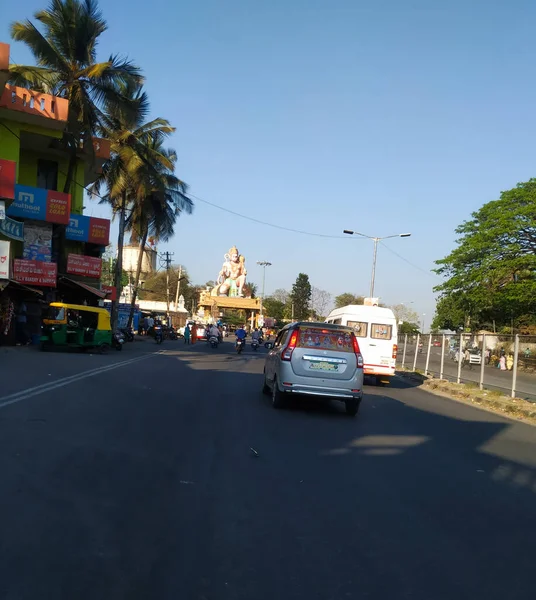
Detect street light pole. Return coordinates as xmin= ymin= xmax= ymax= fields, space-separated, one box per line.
xmin=256 ymin=261 xmax=272 ymax=317
xmin=343 ymin=230 xmax=411 ymax=297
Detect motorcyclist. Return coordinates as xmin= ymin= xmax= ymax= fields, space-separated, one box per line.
xmin=208 ymin=324 xmax=220 ymax=340
xmin=235 ymin=325 xmax=247 ymax=346
xmin=251 ymin=328 xmax=261 ymax=342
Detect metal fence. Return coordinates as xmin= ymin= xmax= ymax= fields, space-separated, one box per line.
xmin=397 ymin=333 xmax=536 ymax=401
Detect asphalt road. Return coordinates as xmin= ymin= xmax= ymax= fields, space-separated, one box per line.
xmin=399 ymin=344 xmax=536 ymax=400
xmin=1 ymin=338 xmax=536 ymax=599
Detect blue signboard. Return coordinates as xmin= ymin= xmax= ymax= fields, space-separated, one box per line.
xmin=0 ymin=216 xmax=24 ymax=241
xmin=7 ymin=185 xmax=48 ymax=220
xmin=66 ymin=214 xmax=90 ymax=242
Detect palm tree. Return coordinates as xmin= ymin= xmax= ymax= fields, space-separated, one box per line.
xmin=9 ymin=0 xmax=143 ymax=194
xmin=125 ymin=143 xmax=193 ymax=328
xmin=89 ymin=84 xmax=179 ymax=328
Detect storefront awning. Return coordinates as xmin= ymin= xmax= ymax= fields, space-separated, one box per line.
xmin=59 ymin=276 xmax=107 ymax=299
xmin=0 ymin=279 xmax=44 ymax=296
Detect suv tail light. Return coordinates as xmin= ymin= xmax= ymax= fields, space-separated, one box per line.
xmin=352 ymin=334 xmax=364 ymax=368
xmin=392 ymin=344 xmax=398 ymax=359
xmin=281 ymin=330 xmax=299 ymax=361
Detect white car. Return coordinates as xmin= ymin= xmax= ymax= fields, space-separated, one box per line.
xmin=454 ymin=349 xmax=482 ymax=365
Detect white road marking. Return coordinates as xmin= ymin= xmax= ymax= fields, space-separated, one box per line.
xmin=0 ymin=352 xmax=163 ymax=410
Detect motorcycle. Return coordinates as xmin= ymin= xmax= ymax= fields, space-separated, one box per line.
xmin=209 ymin=335 xmax=219 ymax=349
xmin=113 ymin=330 xmax=125 ymax=351
xmin=120 ymin=327 xmax=134 ymax=342
xmin=251 ymin=338 xmax=259 ymax=351
xmin=236 ymin=338 xmax=245 ymax=354
xmin=154 ymin=325 xmax=163 ymax=344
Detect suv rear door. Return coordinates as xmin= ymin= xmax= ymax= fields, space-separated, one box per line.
xmin=290 ymin=326 xmax=357 ymax=381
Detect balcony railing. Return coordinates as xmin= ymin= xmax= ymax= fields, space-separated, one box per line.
xmin=0 ymin=84 xmax=68 ymax=122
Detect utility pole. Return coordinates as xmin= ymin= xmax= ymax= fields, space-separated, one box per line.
xmin=256 ymin=261 xmax=272 ymax=319
xmin=158 ymin=251 xmax=174 ymax=321
xmin=174 ymin=265 xmax=183 ymax=310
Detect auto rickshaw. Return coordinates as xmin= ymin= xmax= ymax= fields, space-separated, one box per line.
xmin=40 ymin=302 xmax=113 ymax=352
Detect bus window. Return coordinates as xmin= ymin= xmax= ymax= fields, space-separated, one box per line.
xmin=333 ymin=318 xmax=342 ymax=325
xmin=347 ymin=321 xmax=367 ymax=337
xmin=371 ymin=323 xmax=392 ymax=340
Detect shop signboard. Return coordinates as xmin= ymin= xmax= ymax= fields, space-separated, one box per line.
xmin=101 ymin=284 xmax=117 ymax=301
xmin=7 ymin=185 xmax=70 ymax=225
xmin=13 ymin=259 xmax=57 ymax=287
xmin=0 ymin=159 xmax=16 ymax=200
xmin=23 ymin=221 xmax=52 ymax=262
xmin=0 ymin=240 xmax=10 ymax=279
xmin=66 ymin=254 xmax=102 ymax=278
xmin=0 ymin=216 xmax=24 ymax=241
xmin=66 ymin=214 xmax=110 ymax=245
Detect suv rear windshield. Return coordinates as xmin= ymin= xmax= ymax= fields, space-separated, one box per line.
xmin=371 ymin=323 xmax=392 ymax=340
xmin=297 ymin=326 xmax=355 ymax=353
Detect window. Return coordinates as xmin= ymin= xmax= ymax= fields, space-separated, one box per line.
xmin=371 ymin=323 xmax=392 ymax=340
xmin=297 ymin=326 xmax=354 ymax=353
xmin=37 ymin=159 xmax=58 ymax=190
xmin=332 ymin=318 xmax=342 ymax=325
xmin=347 ymin=320 xmax=367 ymax=337
xmin=274 ymin=330 xmax=289 ymax=348
xmin=79 ymin=311 xmax=98 ymax=329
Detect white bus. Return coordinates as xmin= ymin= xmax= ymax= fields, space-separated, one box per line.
xmin=326 ymin=304 xmax=398 ymax=384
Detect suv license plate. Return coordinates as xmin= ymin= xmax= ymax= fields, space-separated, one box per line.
xmin=309 ymin=362 xmax=338 ymax=372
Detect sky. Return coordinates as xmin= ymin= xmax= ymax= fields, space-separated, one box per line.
xmin=4 ymin=0 xmax=536 ymax=328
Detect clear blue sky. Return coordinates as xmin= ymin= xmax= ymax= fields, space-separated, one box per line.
xmin=4 ymin=0 xmax=536 ymax=326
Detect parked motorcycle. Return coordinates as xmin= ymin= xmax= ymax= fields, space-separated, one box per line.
xmin=209 ymin=335 xmax=219 ymax=349
xmin=236 ymin=338 xmax=245 ymax=354
xmin=120 ymin=327 xmax=134 ymax=342
xmin=154 ymin=325 xmax=163 ymax=344
xmin=113 ymin=330 xmax=125 ymax=351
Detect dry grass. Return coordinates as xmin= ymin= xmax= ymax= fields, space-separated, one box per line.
xmin=398 ymin=369 xmax=536 ymax=425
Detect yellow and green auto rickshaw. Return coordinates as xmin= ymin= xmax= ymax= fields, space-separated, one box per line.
xmin=40 ymin=302 xmax=118 ymax=352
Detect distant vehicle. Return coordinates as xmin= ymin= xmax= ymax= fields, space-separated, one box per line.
xmin=432 ymin=340 xmax=441 ymax=347
xmin=262 ymin=321 xmax=364 ymax=416
xmin=325 ymin=304 xmax=397 ymax=385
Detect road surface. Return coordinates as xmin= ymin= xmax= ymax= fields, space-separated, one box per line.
xmin=399 ymin=343 xmax=536 ymax=400
xmin=1 ymin=339 xmax=536 ymax=599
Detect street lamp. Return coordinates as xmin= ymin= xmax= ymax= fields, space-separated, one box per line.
xmin=256 ymin=261 xmax=272 ymax=317
xmin=343 ymin=230 xmax=411 ymax=297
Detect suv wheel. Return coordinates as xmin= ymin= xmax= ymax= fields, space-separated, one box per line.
xmin=272 ymin=378 xmax=286 ymax=409
xmin=345 ymin=398 xmax=361 ymax=417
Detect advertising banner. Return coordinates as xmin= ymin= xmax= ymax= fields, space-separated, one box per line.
xmin=0 ymin=159 xmax=16 ymax=200
xmin=66 ymin=254 xmax=102 ymax=278
xmin=66 ymin=214 xmax=110 ymax=246
xmin=0 ymin=240 xmax=10 ymax=280
xmin=7 ymin=185 xmax=70 ymax=225
xmin=13 ymin=259 xmax=57 ymax=287
xmin=101 ymin=284 xmax=117 ymax=301
xmin=23 ymin=221 xmax=52 ymax=262
xmin=0 ymin=216 xmax=24 ymax=241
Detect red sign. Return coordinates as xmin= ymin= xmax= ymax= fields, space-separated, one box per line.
xmin=101 ymin=284 xmax=117 ymax=301
xmin=88 ymin=217 xmax=111 ymax=245
xmin=13 ymin=259 xmax=57 ymax=287
xmin=45 ymin=190 xmax=70 ymax=224
xmin=0 ymin=159 xmax=16 ymax=200
xmin=67 ymin=254 xmax=102 ymax=278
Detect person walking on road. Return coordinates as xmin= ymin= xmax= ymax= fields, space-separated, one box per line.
xmin=183 ymin=324 xmax=191 ymax=344
xmin=191 ymin=323 xmax=198 ymax=345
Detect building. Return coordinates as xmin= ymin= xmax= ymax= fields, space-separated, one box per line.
xmin=0 ymin=42 xmax=112 ymax=345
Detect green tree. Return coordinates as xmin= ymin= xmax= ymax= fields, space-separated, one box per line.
xmin=290 ymin=273 xmax=312 ymax=321
xmin=431 ymin=295 xmax=467 ymax=332
xmin=10 ymin=0 xmax=143 ymax=193
xmin=434 ymin=179 xmax=536 ymax=331
xmin=334 ymin=293 xmax=365 ymax=308
xmin=262 ymin=297 xmax=285 ymax=323
xmin=398 ymin=321 xmax=420 ymax=335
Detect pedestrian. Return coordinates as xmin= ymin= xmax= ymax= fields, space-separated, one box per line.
xmin=15 ymin=301 xmax=28 ymax=346
xmin=191 ymin=323 xmax=198 ymax=345
xmin=183 ymin=324 xmax=191 ymax=344
xmin=499 ymin=355 xmax=507 ymax=370
xmin=506 ymin=354 xmax=514 ymax=371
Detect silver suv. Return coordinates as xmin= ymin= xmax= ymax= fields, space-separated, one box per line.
xmin=262 ymin=322 xmax=364 ymax=416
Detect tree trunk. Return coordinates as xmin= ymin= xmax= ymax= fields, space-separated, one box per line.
xmin=63 ymin=142 xmax=78 ymax=194
xmin=111 ymin=192 xmax=127 ymax=330
xmin=127 ymin=225 xmax=148 ymax=329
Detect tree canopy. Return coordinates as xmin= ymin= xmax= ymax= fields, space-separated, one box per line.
xmin=433 ymin=179 xmax=536 ymax=331
xmin=334 ymin=293 xmax=365 ymax=308
xmin=290 ymin=273 xmax=312 ymax=321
